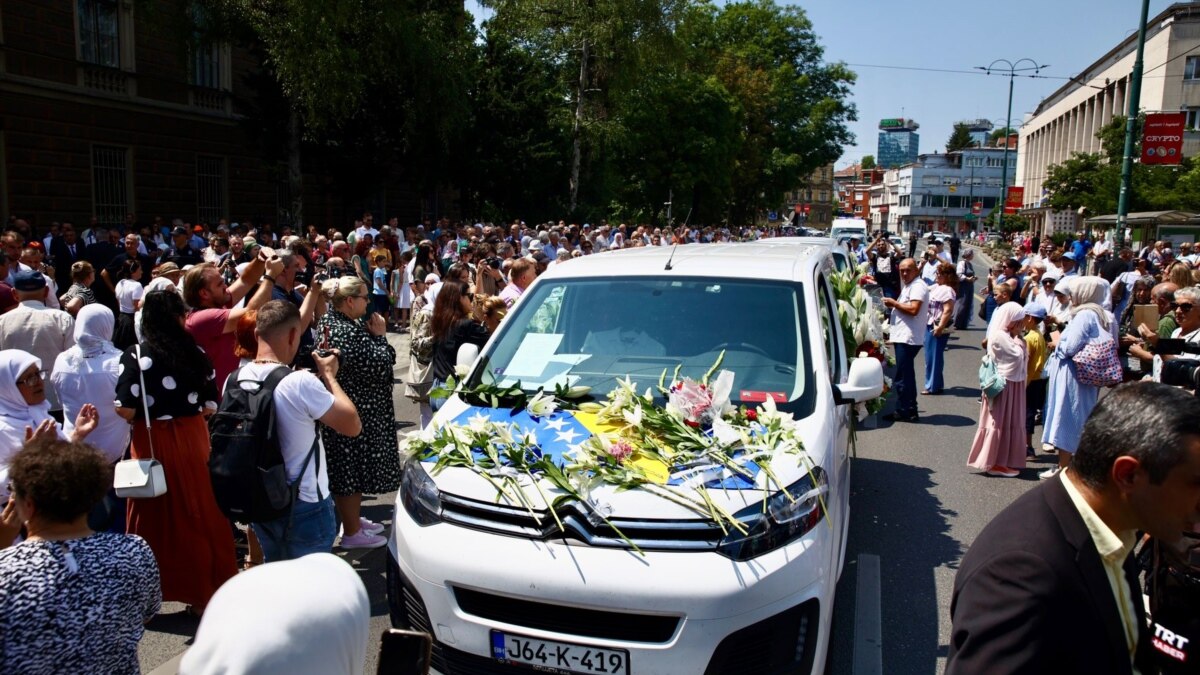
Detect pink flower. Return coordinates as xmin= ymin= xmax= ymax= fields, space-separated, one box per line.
xmin=605 ymin=440 xmax=634 ymax=463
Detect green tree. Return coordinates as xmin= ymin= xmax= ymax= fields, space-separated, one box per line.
xmin=860 ymin=155 xmax=876 ymax=170
xmin=946 ymin=123 xmax=974 ymax=152
xmin=689 ymin=0 xmax=856 ymax=223
xmin=462 ymin=36 xmax=571 ymax=221
xmin=611 ymin=69 xmax=741 ymax=223
xmin=206 ymin=0 xmax=475 ymax=223
xmin=482 ymin=0 xmax=687 ymax=214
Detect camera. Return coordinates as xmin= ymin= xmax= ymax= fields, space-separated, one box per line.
xmin=1160 ymin=358 xmax=1200 ymax=390
xmin=485 ymin=257 xmax=502 ymax=270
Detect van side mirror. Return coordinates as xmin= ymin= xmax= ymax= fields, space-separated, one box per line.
xmin=833 ymin=357 xmax=884 ymax=405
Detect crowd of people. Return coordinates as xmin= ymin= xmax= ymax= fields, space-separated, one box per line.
xmin=0 ymin=210 xmax=1195 ymax=674
xmin=0 ymin=211 xmax=801 ymax=673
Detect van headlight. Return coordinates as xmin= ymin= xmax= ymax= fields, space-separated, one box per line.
xmin=715 ymin=467 xmax=828 ymax=561
xmin=400 ymin=458 xmax=443 ymax=526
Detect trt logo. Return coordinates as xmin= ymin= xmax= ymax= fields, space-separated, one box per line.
xmin=1152 ymin=622 xmax=1190 ymax=662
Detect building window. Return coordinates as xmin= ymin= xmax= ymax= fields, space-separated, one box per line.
xmin=853 ymin=204 xmax=863 ymax=213
xmin=196 ymin=156 xmax=227 ymax=225
xmin=1186 ymin=107 xmax=1200 ymax=130
xmin=92 ymin=145 xmax=130 ymax=227
xmin=899 ymin=195 xmax=910 ymax=207
xmin=942 ymin=176 xmax=960 ymax=185
xmin=965 ymin=156 xmax=983 ymax=168
xmin=985 ymin=178 xmax=1002 ymax=187
xmin=78 ymin=0 xmax=120 ymax=68
xmin=193 ymin=43 xmax=221 ymax=89
xmin=1187 ymin=56 xmax=1200 ymax=81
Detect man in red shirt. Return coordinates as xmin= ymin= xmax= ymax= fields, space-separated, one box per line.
xmin=182 ymin=249 xmax=283 ymax=393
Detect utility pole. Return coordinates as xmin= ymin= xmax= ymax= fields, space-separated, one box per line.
xmin=976 ymin=59 xmax=1048 ymax=234
xmin=1116 ymin=0 xmax=1151 ymax=249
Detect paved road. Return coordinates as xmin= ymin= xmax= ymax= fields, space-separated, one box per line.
xmin=827 ymin=244 xmax=1050 ymax=674
xmin=141 ymin=245 xmax=1046 ymax=674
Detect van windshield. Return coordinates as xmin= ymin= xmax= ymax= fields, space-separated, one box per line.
xmin=474 ymin=277 xmax=814 ymax=416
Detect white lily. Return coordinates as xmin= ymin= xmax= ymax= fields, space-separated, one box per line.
xmin=467 ymin=412 xmax=492 ymax=435
xmin=526 ymin=391 xmax=559 ymax=418
xmin=564 ymin=385 xmax=592 ymax=398
xmin=622 ymin=405 xmax=644 ymax=428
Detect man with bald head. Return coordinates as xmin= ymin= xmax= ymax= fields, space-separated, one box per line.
xmin=883 ymin=258 xmax=929 ymax=422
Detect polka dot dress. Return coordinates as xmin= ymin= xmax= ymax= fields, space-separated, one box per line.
xmin=317 ymin=309 xmax=402 ymax=495
xmin=115 ymin=346 xmax=219 ymax=419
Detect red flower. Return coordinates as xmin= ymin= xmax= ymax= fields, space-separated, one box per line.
xmin=745 ymin=409 xmax=758 ymax=422
xmin=684 ymin=419 xmax=701 ymax=428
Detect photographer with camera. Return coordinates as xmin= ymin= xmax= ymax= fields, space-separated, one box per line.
xmin=1138 ymin=286 xmax=1200 ymax=386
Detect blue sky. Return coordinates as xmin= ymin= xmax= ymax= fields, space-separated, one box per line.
xmin=467 ymin=0 xmax=1176 ymax=168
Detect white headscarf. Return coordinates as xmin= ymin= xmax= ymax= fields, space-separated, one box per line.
xmin=0 ymin=349 xmax=52 ymax=435
xmin=1068 ymin=276 xmax=1111 ymax=329
xmin=73 ymin=304 xmax=116 ymax=358
xmin=179 ymin=553 xmax=369 ymax=675
xmin=0 ymin=350 xmax=57 ymax=497
xmin=987 ymin=302 xmax=1028 ymax=381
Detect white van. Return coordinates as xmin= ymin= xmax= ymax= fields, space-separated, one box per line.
xmin=829 ymin=218 xmax=868 ymax=243
xmin=387 ymin=241 xmax=884 ymax=675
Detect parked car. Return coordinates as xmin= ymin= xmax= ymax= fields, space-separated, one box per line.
xmin=387 ymin=241 xmax=884 ymax=675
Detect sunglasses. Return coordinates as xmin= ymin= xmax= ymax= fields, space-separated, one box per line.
xmin=1178 ymin=303 xmax=1196 ymax=313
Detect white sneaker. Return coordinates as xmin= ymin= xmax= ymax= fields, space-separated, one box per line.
xmin=339 ymin=530 xmax=387 ymax=549
xmin=1038 ymin=467 xmax=1062 ymax=481
xmin=359 ymin=517 xmax=386 ymax=536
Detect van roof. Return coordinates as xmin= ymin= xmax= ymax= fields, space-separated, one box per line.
xmin=542 ymin=241 xmax=829 ymax=284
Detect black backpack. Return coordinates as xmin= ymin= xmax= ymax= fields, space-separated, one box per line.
xmin=209 ymin=366 xmax=319 ymax=524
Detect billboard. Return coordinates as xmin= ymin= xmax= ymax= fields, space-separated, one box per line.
xmin=1141 ymin=112 xmax=1185 ymax=165
xmin=879 ymin=118 xmax=906 ymax=129
xmin=1004 ymin=186 xmax=1024 ymax=215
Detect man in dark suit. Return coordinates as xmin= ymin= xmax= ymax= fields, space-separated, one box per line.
xmin=49 ymin=221 xmax=83 ymax=291
xmin=948 ymin=382 xmax=1200 ymax=675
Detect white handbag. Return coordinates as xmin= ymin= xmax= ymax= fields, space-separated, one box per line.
xmin=113 ymin=346 xmax=167 ymax=499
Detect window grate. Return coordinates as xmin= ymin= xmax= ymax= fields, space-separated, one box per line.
xmin=78 ymin=0 xmax=120 ymax=68
xmin=92 ymin=145 xmax=129 ymax=227
xmin=196 ymin=156 xmax=226 ymax=225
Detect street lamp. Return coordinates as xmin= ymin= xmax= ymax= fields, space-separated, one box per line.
xmin=976 ymin=59 xmax=1049 ymax=234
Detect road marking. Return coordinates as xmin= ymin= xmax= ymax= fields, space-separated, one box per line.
xmin=852 ymin=553 xmax=883 ymax=675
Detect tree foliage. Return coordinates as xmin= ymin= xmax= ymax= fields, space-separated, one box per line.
xmin=946 ymin=123 xmax=974 ymax=152
xmin=203 ymin=0 xmax=855 ymax=224
xmin=861 ymin=155 xmax=876 ymax=170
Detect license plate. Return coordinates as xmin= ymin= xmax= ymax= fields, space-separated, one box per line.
xmin=490 ymin=630 xmax=630 ymax=674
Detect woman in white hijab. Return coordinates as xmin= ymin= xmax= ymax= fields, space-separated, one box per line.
xmin=179 ymin=553 xmax=369 ymax=675
xmin=967 ymin=302 xmax=1028 ymax=477
xmin=51 ymin=305 xmax=130 ymax=464
xmin=1039 ymin=276 xmax=1112 ymax=480
xmin=0 ymin=349 xmax=97 ymax=499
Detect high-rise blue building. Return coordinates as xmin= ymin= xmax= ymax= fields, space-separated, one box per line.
xmin=877 ymin=118 xmax=920 ymax=168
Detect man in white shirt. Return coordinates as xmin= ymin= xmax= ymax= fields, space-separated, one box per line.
xmin=241 ymin=300 xmax=362 ymax=561
xmin=0 ymin=271 xmax=75 ymax=418
xmin=883 ymin=258 xmax=928 ymax=422
xmin=1089 ymin=231 xmax=1111 ymax=275
xmin=354 ymin=212 xmax=380 ymax=242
